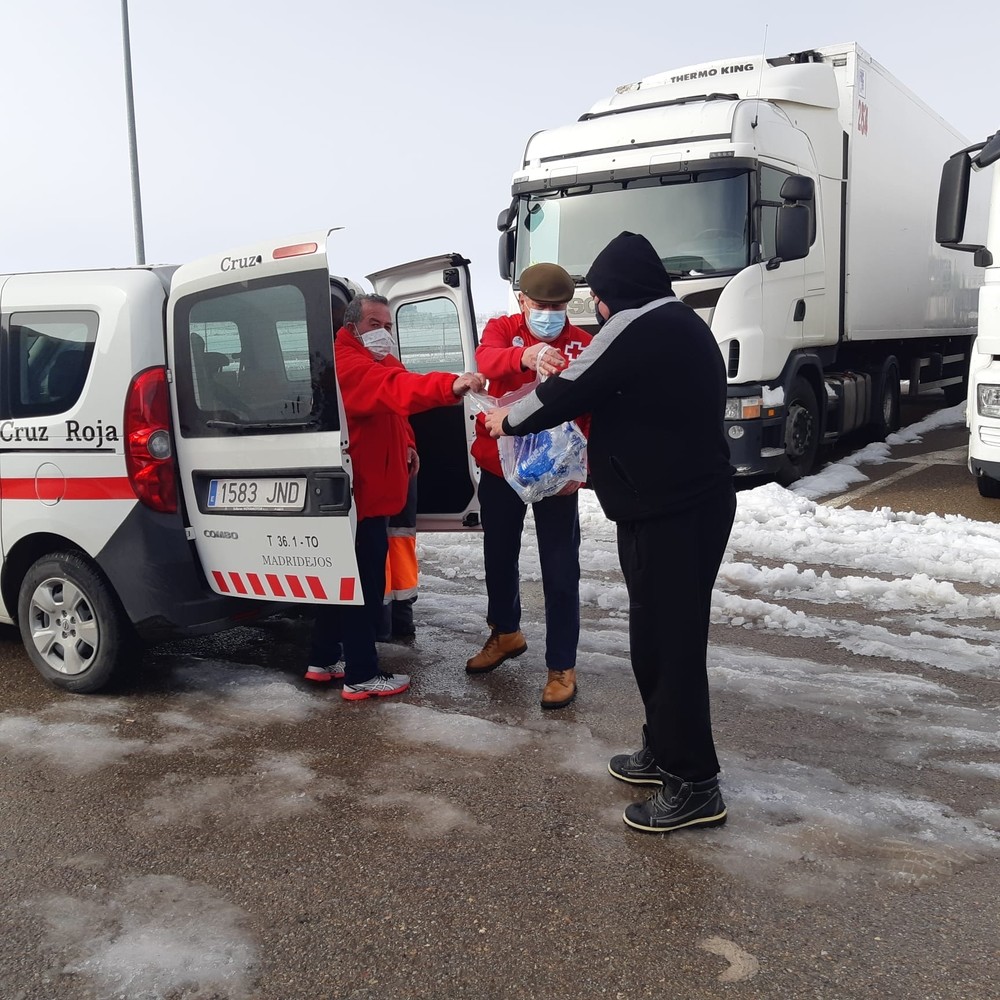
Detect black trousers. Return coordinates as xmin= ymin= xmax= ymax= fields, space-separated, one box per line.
xmin=309 ymin=515 xmax=389 ymax=685
xmin=616 ymin=485 xmax=736 ymax=782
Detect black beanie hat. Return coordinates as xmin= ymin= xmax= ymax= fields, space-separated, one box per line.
xmin=586 ymin=231 xmax=673 ymax=314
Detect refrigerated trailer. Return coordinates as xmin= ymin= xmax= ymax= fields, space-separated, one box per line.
xmin=937 ymin=130 xmax=1000 ymax=497
xmin=497 ymin=42 xmax=984 ymax=482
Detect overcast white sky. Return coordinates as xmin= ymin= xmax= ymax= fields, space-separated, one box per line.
xmin=3 ymin=1 xmax=997 ymax=313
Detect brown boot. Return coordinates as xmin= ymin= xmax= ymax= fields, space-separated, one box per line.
xmin=541 ymin=668 xmax=577 ymax=709
xmin=466 ymin=629 xmax=527 ymax=674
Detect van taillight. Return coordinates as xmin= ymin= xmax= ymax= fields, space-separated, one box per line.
xmin=124 ymin=367 xmax=178 ymax=513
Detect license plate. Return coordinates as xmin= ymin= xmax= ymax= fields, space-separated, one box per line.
xmin=207 ymin=478 xmax=307 ymax=511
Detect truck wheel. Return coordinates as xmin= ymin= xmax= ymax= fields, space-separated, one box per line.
xmin=872 ymin=359 xmax=901 ymax=440
xmin=17 ymin=552 xmax=136 ymax=693
xmin=977 ymin=475 xmax=1000 ymax=499
xmin=776 ymin=377 xmax=820 ymax=486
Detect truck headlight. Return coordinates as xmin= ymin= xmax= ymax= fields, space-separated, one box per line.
xmin=725 ymin=396 xmax=762 ymax=421
xmin=977 ymin=384 xmax=1000 ymax=418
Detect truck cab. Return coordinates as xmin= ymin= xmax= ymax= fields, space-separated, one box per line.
xmin=937 ymin=131 xmax=1000 ymax=496
xmin=499 ymin=45 xmax=981 ymax=483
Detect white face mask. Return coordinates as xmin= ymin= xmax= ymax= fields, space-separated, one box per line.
xmin=360 ymin=328 xmax=394 ymax=360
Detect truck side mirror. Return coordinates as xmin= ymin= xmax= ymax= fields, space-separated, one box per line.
xmin=936 ymin=152 xmax=971 ymax=245
xmin=498 ymin=230 xmax=515 ymax=281
xmin=774 ymin=203 xmax=811 ymax=264
xmin=779 ymin=174 xmax=817 ymax=247
xmin=773 ymin=174 xmax=814 ymax=265
xmin=497 ymin=199 xmax=517 ymax=233
xmin=980 ymin=131 xmax=1000 ymax=168
xmin=779 ymin=175 xmax=814 ymax=202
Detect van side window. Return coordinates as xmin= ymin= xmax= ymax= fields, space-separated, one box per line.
xmin=395 ymin=297 xmax=465 ymax=374
xmin=9 ymin=311 xmax=98 ymax=417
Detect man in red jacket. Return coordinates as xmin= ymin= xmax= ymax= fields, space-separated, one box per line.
xmin=466 ymin=263 xmax=592 ymax=709
xmin=307 ymin=293 xmax=484 ymax=700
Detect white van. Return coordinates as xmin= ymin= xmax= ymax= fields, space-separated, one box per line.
xmin=0 ymin=230 xmax=481 ymax=692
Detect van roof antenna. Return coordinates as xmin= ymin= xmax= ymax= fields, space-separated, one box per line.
xmin=752 ymin=24 xmax=769 ymax=129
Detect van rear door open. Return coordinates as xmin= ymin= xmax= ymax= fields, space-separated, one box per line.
xmin=367 ymin=254 xmax=481 ymax=531
xmin=167 ymin=230 xmax=361 ymax=605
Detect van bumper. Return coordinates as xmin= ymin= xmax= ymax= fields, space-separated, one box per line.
xmin=97 ymin=504 xmax=286 ymax=642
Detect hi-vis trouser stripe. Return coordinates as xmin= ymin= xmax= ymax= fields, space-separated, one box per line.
xmin=211 ymin=571 xmax=357 ymax=602
xmin=385 ymin=474 xmax=419 ymax=601
xmin=385 ymin=526 xmax=418 ymax=601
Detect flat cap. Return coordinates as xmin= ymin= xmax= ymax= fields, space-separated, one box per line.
xmin=519 ymin=263 xmax=575 ymax=304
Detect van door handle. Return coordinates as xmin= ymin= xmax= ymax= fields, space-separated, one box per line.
xmin=793 ymin=300 xmax=806 ymax=322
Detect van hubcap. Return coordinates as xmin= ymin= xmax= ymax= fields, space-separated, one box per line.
xmin=28 ymin=579 xmax=99 ymax=675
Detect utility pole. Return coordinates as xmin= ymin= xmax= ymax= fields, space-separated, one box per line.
xmin=120 ymin=0 xmax=146 ymax=264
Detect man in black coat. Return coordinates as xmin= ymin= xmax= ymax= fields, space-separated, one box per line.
xmin=484 ymin=231 xmax=736 ymax=833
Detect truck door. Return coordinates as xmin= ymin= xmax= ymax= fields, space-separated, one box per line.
xmin=367 ymin=254 xmax=481 ymax=531
xmin=166 ymin=230 xmax=361 ymax=606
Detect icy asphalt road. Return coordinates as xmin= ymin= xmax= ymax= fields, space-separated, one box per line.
xmin=1 ymin=399 xmax=998 ymax=1000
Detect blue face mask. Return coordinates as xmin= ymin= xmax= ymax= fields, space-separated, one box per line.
xmin=526 ymin=308 xmax=566 ymax=340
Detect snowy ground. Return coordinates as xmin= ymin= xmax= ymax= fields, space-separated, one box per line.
xmin=2 ymin=402 xmax=998 ymax=999
xmin=414 ymin=400 xmax=1000 ymax=887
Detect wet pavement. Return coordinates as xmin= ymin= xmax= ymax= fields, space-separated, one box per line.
xmin=1 ymin=394 xmax=998 ymax=1000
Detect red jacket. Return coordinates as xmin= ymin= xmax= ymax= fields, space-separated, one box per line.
xmin=472 ymin=313 xmax=592 ymax=477
xmin=335 ymin=329 xmax=458 ymax=519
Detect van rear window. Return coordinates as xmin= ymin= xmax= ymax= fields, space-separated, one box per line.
xmin=172 ymin=271 xmax=338 ymax=437
xmin=9 ymin=311 xmax=98 ymax=417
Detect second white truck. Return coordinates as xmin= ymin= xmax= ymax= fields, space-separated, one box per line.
xmin=937 ymin=130 xmax=1000 ymax=496
xmin=497 ymin=42 xmax=984 ymax=482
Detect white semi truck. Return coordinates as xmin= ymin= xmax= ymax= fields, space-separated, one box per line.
xmin=496 ymin=43 xmax=983 ymax=483
xmin=936 ymin=130 xmax=1000 ymax=497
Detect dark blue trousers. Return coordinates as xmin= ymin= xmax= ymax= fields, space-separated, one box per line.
xmin=478 ymin=469 xmax=580 ymax=670
xmin=309 ymin=515 xmax=389 ymax=685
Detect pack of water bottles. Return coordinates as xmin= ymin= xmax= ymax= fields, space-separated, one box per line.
xmin=498 ymin=422 xmax=587 ymax=503
xmin=468 ymin=375 xmax=588 ymax=504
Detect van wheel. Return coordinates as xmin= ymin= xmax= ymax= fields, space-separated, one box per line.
xmin=17 ymin=553 xmax=135 ymax=693
xmin=776 ymin=377 xmax=820 ymax=486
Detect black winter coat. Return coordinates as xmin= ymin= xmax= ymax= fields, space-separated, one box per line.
xmin=503 ymin=231 xmax=733 ymax=522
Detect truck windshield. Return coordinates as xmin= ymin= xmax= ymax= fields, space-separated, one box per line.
xmin=513 ymin=170 xmax=751 ymax=282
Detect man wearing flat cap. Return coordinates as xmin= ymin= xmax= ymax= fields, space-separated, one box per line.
xmin=466 ymin=262 xmax=592 ymax=709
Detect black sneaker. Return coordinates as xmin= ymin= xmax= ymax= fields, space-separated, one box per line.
xmin=608 ymin=726 xmax=662 ymax=786
xmin=623 ymin=773 xmax=727 ymax=834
